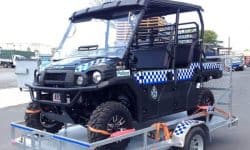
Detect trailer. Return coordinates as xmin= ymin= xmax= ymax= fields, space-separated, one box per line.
xmin=10 ymin=56 xmax=238 ymax=150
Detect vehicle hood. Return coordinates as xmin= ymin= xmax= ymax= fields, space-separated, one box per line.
xmin=47 ymin=57 xmax=115 ymax=71
xmin=232 ymin=61 xmax=243 ymax=65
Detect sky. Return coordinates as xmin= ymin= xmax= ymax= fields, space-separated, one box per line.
xmin=0 ymin=0 xmax=249 ymax=52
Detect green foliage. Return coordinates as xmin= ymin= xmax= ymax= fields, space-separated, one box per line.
xmin=204 ymin=30 xmax=218 ymax=44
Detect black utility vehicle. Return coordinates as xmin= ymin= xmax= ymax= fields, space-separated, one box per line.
xmin=25 ymin=0 xmax=223 ymax=149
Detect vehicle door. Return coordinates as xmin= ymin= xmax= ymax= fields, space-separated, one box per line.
xmin=131 ymin=45 xmax=175 ymax=120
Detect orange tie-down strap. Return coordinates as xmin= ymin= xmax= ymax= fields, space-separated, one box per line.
xmin=197 ymin=105 xmax=231 ymax=118
xmin=152 ymin=123 xmax=172 ymax=141
xmin=87 ymin=126 xmax=135 ymax=138
xmin=88 ymin=123 xmax=171 ymax=141
xmin=25 ymin=109 xmax=41 ymax=114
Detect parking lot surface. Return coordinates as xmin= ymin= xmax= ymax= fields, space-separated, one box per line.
xmin=0 ymin=68 xmax=17 ymax=89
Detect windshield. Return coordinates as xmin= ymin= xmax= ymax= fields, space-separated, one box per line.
xmin=232 ymin=57 xmax=243 ymax=62
xmin=57 ymin=11 xmax=140 ymax=59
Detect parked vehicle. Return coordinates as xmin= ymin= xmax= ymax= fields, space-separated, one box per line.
xmin=0 ymin=49 xmax=35 ymax=68
xmin=25 ymin=0 xmax=223 ymax=149
xmin=232 ymin=55 xmax=244 ymax=71
xmin=204 ymin=45 xmax=221 ymax=62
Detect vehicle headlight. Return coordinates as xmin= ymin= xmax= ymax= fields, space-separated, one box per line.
xmin=76 ymin=76 xmax=84 ymax=85
xmin=92 ymin=71 xmax=102 ymax=84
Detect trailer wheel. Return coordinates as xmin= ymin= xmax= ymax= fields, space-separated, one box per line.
xmin=87 ymin=101 xmax=133 ymax=150
xmin=181 ymin=127 xmax=207 ymax=150
xmin=188 ymin=88 xmax=214 ymax=121
xmin=25 ymin=103 xmax=63 ymax=133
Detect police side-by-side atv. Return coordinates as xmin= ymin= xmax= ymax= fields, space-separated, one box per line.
xmin=25 ymin=0 xmax=223 ymax=149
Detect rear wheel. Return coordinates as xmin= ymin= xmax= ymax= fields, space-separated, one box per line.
xmin=187 ymin=88 xmax=214 ymax=121
xmin=87 ymin=101 xmax=133 ymax=150
xmin=25 ymin=102 xmax=63 ymax=133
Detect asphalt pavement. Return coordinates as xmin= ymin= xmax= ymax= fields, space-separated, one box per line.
xmin=207 ymin=69 xmax=250 ymax=150
xmin=0 ymin=104 xmax=27 ymax=150
xmin=0 ymin=68 xmax=17 ymax=89
xmin=0 ymin=68 xmax=250 ymax=150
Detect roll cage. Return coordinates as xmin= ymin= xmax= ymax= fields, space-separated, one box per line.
xmin=69 ymin=0 xmax=205 ymax=64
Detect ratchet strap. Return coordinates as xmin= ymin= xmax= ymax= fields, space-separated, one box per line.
xmin=87 ymin=126 xmax=111 ymax=136
xmin=25 ymin=109 xmax=41 ymax=114
xmin=87 ymin=126 xmax=135 ymax=137
xmin=197 ymin=105 xmax=231 ymax=118
xmin=214 ymin=107 xmax=231 ymax=118
xmin=152 ymin=123 xmax=172 ymax=141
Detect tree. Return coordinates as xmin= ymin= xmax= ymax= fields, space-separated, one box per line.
xmin=204 ymin=30 xmax=218 ymax=44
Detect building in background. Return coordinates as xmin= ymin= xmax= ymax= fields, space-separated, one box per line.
xmin=0 ymin=43 xmax=54 ymax=55
xmin=243 ymin=50 xmax=250 ymax=67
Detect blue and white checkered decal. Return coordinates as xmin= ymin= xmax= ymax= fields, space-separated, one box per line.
xmin=133 ymin=70 xmax=174 ymax=84
xmin=177 ymin=62 xmax=199 ymax=80
xmin=174 ymin=120 xmax=200 ymax=136
xmin=75 ymin=58 xmax=109 ymax=72
xmin=133 ymin=62 xmax=222 ymax=84
xmin=203 ymin=63 xmax=223 ymax=70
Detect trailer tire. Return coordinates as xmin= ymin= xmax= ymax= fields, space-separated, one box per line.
xmin=87 ymin=101 xmax=133 ymax=150
xmin=25 ymin=103 xmax=63 ymax=133
xmin=188 ymin=88 xmax=214 ymax=121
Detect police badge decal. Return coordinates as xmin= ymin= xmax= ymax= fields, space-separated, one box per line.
xmin=151 ymin=86 xmax=158 ymax=100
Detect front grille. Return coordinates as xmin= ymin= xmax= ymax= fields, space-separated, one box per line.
xmin=45 ymin=73 xmax=66 ymax=81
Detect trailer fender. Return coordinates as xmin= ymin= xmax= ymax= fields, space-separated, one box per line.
xmin=171 ymin=120 xmax=206 ymax=148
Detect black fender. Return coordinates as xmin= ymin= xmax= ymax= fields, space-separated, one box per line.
xmin=102 ymin=76 xmax=145 ymax=122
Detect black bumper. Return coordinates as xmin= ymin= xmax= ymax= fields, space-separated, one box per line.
xmin=26 ymin=82 xmax=108 ymax=107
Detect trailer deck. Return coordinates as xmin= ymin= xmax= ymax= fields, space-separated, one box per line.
xmin=10 ymin=110 xmax=238 ymax=150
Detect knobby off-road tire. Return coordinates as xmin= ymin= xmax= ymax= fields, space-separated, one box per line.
xmin=187 ymin=88 xmax=215 ymax=121
xmin=25 ymin=102 xmax=63 ymax=133
xmin=87 ymin=101 xmax=133 ymax=150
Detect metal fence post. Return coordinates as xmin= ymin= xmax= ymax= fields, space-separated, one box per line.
xmin=143 ymin=132 xmax=148 ymax=150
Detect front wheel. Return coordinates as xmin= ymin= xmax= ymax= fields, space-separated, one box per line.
xmin=87 ymin=101 xmax=133 ymax=150
xmin=25 ymin=102 xmax=63 ymax=133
